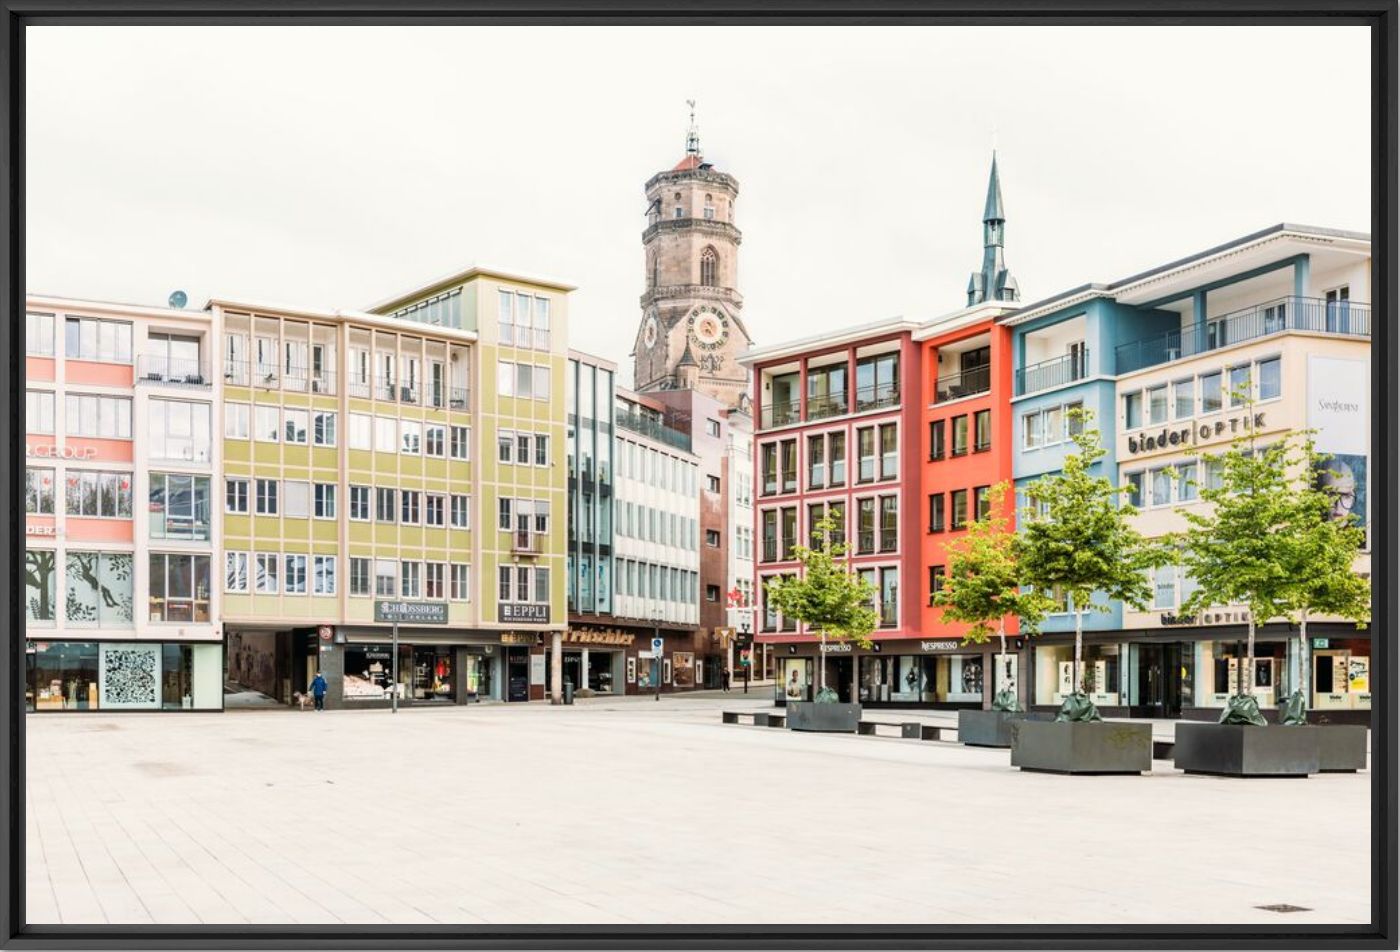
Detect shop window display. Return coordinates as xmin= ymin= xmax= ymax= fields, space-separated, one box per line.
xmin=343 ymin=645 xmax=396 ymax=700
xmin=780 ymin=657 xmax=812 ymax=702
xmin=1197 ymin=640 xmax=1286 ymax=709
xmin=464 ymin=650 xmax=494 ymax=700
xmin=1035 ymin=643 xmax=1122 ymax=706
xmin=1312 ymin=637 xmax=1371 ymax=711
xmin=411 ymin=646 xmax=454 ymax=702
xmin=27 ymin=641 xmax=99 ymax=711
xmin=672 ymin=652 xmax=695 ymax=688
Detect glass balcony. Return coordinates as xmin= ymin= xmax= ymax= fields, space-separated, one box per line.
xmin=760 ymin=399 xmax=801 ymax=430
xmin=935 ymin=364 xmax=991 ymax=402
xmin=854 ymin=383 xmax=899 ymax=413
xmin=1014 ymin=349 xmax=1089 ymax=397
xmin=1114 ymin=296 xmax=1371 ymax=375
xmin=806 ymin=391 xmax=848 ymax=421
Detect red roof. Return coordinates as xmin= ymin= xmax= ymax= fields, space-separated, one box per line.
xmin=671 ymin=154 xmax=705 ymax=172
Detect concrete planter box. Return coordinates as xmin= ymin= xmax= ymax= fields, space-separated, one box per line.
xmin=1311 ymin=724 xmax=1368 ymax=773
xmin=958 ymin=709 xmax=1052 ymax=748
xmin=1173 ymin=723 xmax=1319 ymax=777
xmin=1010 ymin=720 xmax=1152 ymax=775
xmin=786 ymin=701 xmax=862 ymax=733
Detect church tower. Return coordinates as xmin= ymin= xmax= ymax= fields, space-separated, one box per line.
xmin=632 ymin=105 xmax=751 ymax=406
xmin=967 ymin=152 xmax=1021 ymax=306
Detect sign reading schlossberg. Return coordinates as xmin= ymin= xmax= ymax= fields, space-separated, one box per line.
xmin=1126 ymin=412 xmax=1265 ymax=456
xmin=374 ymin=600 xmax=449 ymax=624
xmin=499 ymin=603 xmax=551 ymax=624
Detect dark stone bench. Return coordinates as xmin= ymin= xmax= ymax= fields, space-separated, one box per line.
xmin=856 ymin=721 xmax=944 ymax=741
xmin=1153 ymin=740 xmax=1175 ymax=760
xmin=722 ymin=711 xmax=786 ymax=728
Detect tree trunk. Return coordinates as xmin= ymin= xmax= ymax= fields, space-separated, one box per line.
xmin=1071 ymin=593 xmax=1084 ymax=696
xmin=550 ymin=631 xmax=563 ymax=705
xmin=1244 ymin=615 xmax=1256 ymax=699
xmin=1299 ymin=609 xmax=1310 ymax=700
xmin=997 ymin=625 xmax=1007 ymax=693
xmin=819 ymin=630 xmax=827 ymax=693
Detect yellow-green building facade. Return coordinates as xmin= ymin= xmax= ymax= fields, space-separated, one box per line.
xmin=215 ymin=266 xmax=572 ymax=708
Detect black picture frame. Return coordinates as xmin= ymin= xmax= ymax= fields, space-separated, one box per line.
xmin=1 ymin=1 xmax=1395 ymax=949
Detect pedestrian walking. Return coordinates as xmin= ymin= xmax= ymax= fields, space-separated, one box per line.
xmin=309 ymin=671 xmax=328 ymax=712
xmin=722 ymin=667 xmax=731 ymax=692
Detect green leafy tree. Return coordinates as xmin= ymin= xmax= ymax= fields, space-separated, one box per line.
xmin=1019 ymin=407 xmax=1167 ymax=722
xmin=1178 ymin=392 xmax=1304 ymax=726
xmin=934 ymin=482 xmax=1055 ymax=712
xmin=1275 ymin=438 xmax=1371 ymax=725
xmin=765 ymin=513 xmax=878 ymax=701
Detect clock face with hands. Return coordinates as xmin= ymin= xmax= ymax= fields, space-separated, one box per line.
xmin=643 ymin=312 xmax=659 ymax=350
xmin=687 ymin=305 xmax=730 ymax=350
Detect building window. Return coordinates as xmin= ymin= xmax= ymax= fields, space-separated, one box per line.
xmin=1173 ymin=379 xmax=1194 ymax=419
xmin=64 ymin=552 xmax=134 ymax=626
xmin=951 ymin=416 xmax=969 ymax=456
xmin=64 ymin=470 xmax=133 ymax=519
xmin=451 ymin=495 xmax=470 ymax=528
xmin=974 ymin=485 xmax=991 ymax=521
xmin=879 ymin=567 xmax=898 ymax=628
xmin=313 ymin=556 xmax=336 ymax=595
xmin=374 ymin=559 xmax=396 ymax=596
xmin=424 ymin=425 xmax=445 ymax=457
xmin=707 ymin=474 xmax=722 ymax=494
xmin=349 ymin=558 xmax=371 ymax=596
xmin=400 ymin=490 xmax=421 ymax=525
xmin=497 ymin=361 xmax=551 ymax=400
xmin=829 ymin=432 xmax=847 ymax=486
xmin=147 ymin=399 xmax=207 ymax=460
xmin=779 ymin=439 xmax=798 ymax=494
xmin=26 ymin=390 xmax=55 ymax=434
xmin=700 ymin=247 xmax=718 ymax=286
xmin=400 ymin=561 xmax=421 ymax=599
xmin=929 ymin=419 xmax=945 ymax=461
xmin=1228 ymin=365 xmax=1251 ymax=406
xmin=974 ymin=409 xmax=991 ymax=452
xmin=375 ymin=488 xmax=396 ymax=523
xmin=929 ymin=565 xmax=946 ymax=605
xmin=1125 ymin=471 xmax=1144 ymax=508
xmin=283 ymin=408 xmax=309 ymax=444
xmin=855 ymin=353 xmax=900 ymax=411
xmin=951 ymin=489 xmax=969 ymax=530
xmin=64 ymin=317 xmax=133 ymax=363
xmin=1257 ymin=356 xmax=1281 ymax=401
xmin=451 ymin=564 xmax=471 ymax=601
xmin=780 ymin=507 xmax=798 ymax=561
xmin=226 ymin=552 xmax=249 ymax=593
xmin=349 ymin=485 xmax=370 ymax=521
xmin=879 ymin=423 xmax=898 ymax=479
xmin=314 ymin=483 xmax=337 ymax=519
xmin=226 ymin=403 xmax=250 ymax=440
xmin=312 ymin=411 xmax=337 ymax=446
xmin=255 ymin=479 xmax=278 ymax=515
xmin=26 ymin=311 xmax=55 ymax=356
xmin=148 ymin=553 xmax=211 ymax=621
xmin=928 ymin=493 xmax=945 ymax=533
xmin=706 ymin=529 xmax=721 ymax=547
xmin=285 ymin=555 xmax=308 ymax=594
xmin=760 ymin=443 xmax=778 ymax=495
xmin=856 ymin=497 xmax=876 ymax=554
xmin=67 ymin=394 xmax=134 ymax=440
xmin=149 ymin=473 xmax=210 ymax=539
xmin=706 ymin=419 xmax=720 ymax=437
xmin=1150 ymin=467 xmax=1173 ymax=508
xmin=375 ymin=416 xmax=396 ymax=452
xmin=424 ymin=562 xmax=446 ymax=599
xmin=878 ymin=495 xmax=898 ymax=552
xmin=1177 ymin=462 xmax=1199 ymax=503
xmin=25 ymin=468 xmax=55 ymax=514
xmin=498 ymin=290 xmax=516 ymax=345
xmin=283 ymin=481 xmax=309 ymax=519
xmin=857 ymin=427 xmax=876 ymax=482
xmin=255 ymin=553 xmax=279 ymax=593
xmin=1123 ymin=391 xmax=1143 ymax=430
xmin=450 ymin=425 xmax=471 ymax=460
xmin=400 ymin=420 xmax=422 ymax=455
xmin=1147 ymin=385 xmax=1168 ymax=426
xmin=425 ymin=494 xmax=445 ymax=527
xmin=1022 ymin=411 xmax=1044 ymax=449
xmin=1201 ymin=371 xmax=1223 ymax=414
xmin=256 ymin=406 xmax=280 ymax=443
xmin=532 ymin=297 xmax=551 ymax=350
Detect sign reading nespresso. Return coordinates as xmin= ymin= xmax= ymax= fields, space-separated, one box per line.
xmin=1126 ymin=412 xmax=1265 ymax=455
xmin=499 ymin=603 xmax=551 ymax=624
xmin=375 ymin=601 xmax=449 ymax=624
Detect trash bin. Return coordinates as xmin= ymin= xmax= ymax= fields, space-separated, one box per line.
xmin=563 ymin=679 xmax=574 ymax=705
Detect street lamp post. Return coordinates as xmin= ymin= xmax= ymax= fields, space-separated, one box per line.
xmin=740 ymin=617 xmax=751 ymax=694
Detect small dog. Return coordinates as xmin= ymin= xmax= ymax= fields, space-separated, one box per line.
xmin=293 ymin=691 xmax=310 ymax=711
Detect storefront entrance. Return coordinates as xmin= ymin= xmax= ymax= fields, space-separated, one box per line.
xmin=507 ymin=647 xmax=531 ymax=702
xmin=1129 ymin=643 xmax=1184 ymax=718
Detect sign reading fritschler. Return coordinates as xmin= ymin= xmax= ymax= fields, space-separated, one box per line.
xmin=375 ymin=601 xmax=449 ymax=624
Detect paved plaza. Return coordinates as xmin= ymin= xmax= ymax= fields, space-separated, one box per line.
xmin=26 ymin=694 xmax=1370 ymax=926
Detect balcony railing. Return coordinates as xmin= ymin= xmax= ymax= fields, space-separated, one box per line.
xmin=854 ymin=383 xmax=899 ymax=413
xmin=224 ymin=360 xmax=335 ymax=394
xmin=760 ymin=399 xmax=801 ymax=430
xmin=806 ymin=391 xmax=848 ymax=421
xmin=615 ymin=407 xmax=692 ymax=452
xmin=511 ymin=531 xmax=543 ymax=554
xmin=138 ymin=356 xmax=210 ymax=387
xmin=1114 ymin=296 xmax=1371 ymax=375
xmin=1014 ymin=349 xmax=1089 ymax=396
xmin=935 ymin=364 xmax=991 ymax=402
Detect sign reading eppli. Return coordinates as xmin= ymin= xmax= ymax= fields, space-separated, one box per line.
xmin=374 ymin=601 xmax=449 ymax=624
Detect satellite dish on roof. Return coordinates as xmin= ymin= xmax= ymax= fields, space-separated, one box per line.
xmin=168 ymin=290 xmax=188 ymax=310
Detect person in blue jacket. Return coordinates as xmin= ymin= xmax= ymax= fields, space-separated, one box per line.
xmin=309 ymin=671 xmax=328 ymax=712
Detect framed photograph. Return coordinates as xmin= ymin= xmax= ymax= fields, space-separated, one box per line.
xmin=3 ymin=2 xmax=1394 ymax=950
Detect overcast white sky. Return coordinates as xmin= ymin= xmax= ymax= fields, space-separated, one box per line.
xmin=27 ymin=26 xmax=1369 ymax=386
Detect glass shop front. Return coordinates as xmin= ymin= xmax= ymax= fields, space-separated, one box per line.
xmin=26 ymin=640 xmax=224 ymax=712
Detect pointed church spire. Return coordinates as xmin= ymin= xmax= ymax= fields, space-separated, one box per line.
xmin=967 ymin=150 xmax=1019 ymax=307
xmin=685 ymin=99 xmax=701 ymax=157
xmin=983 ymin=150 xmax=1005 ymax=223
